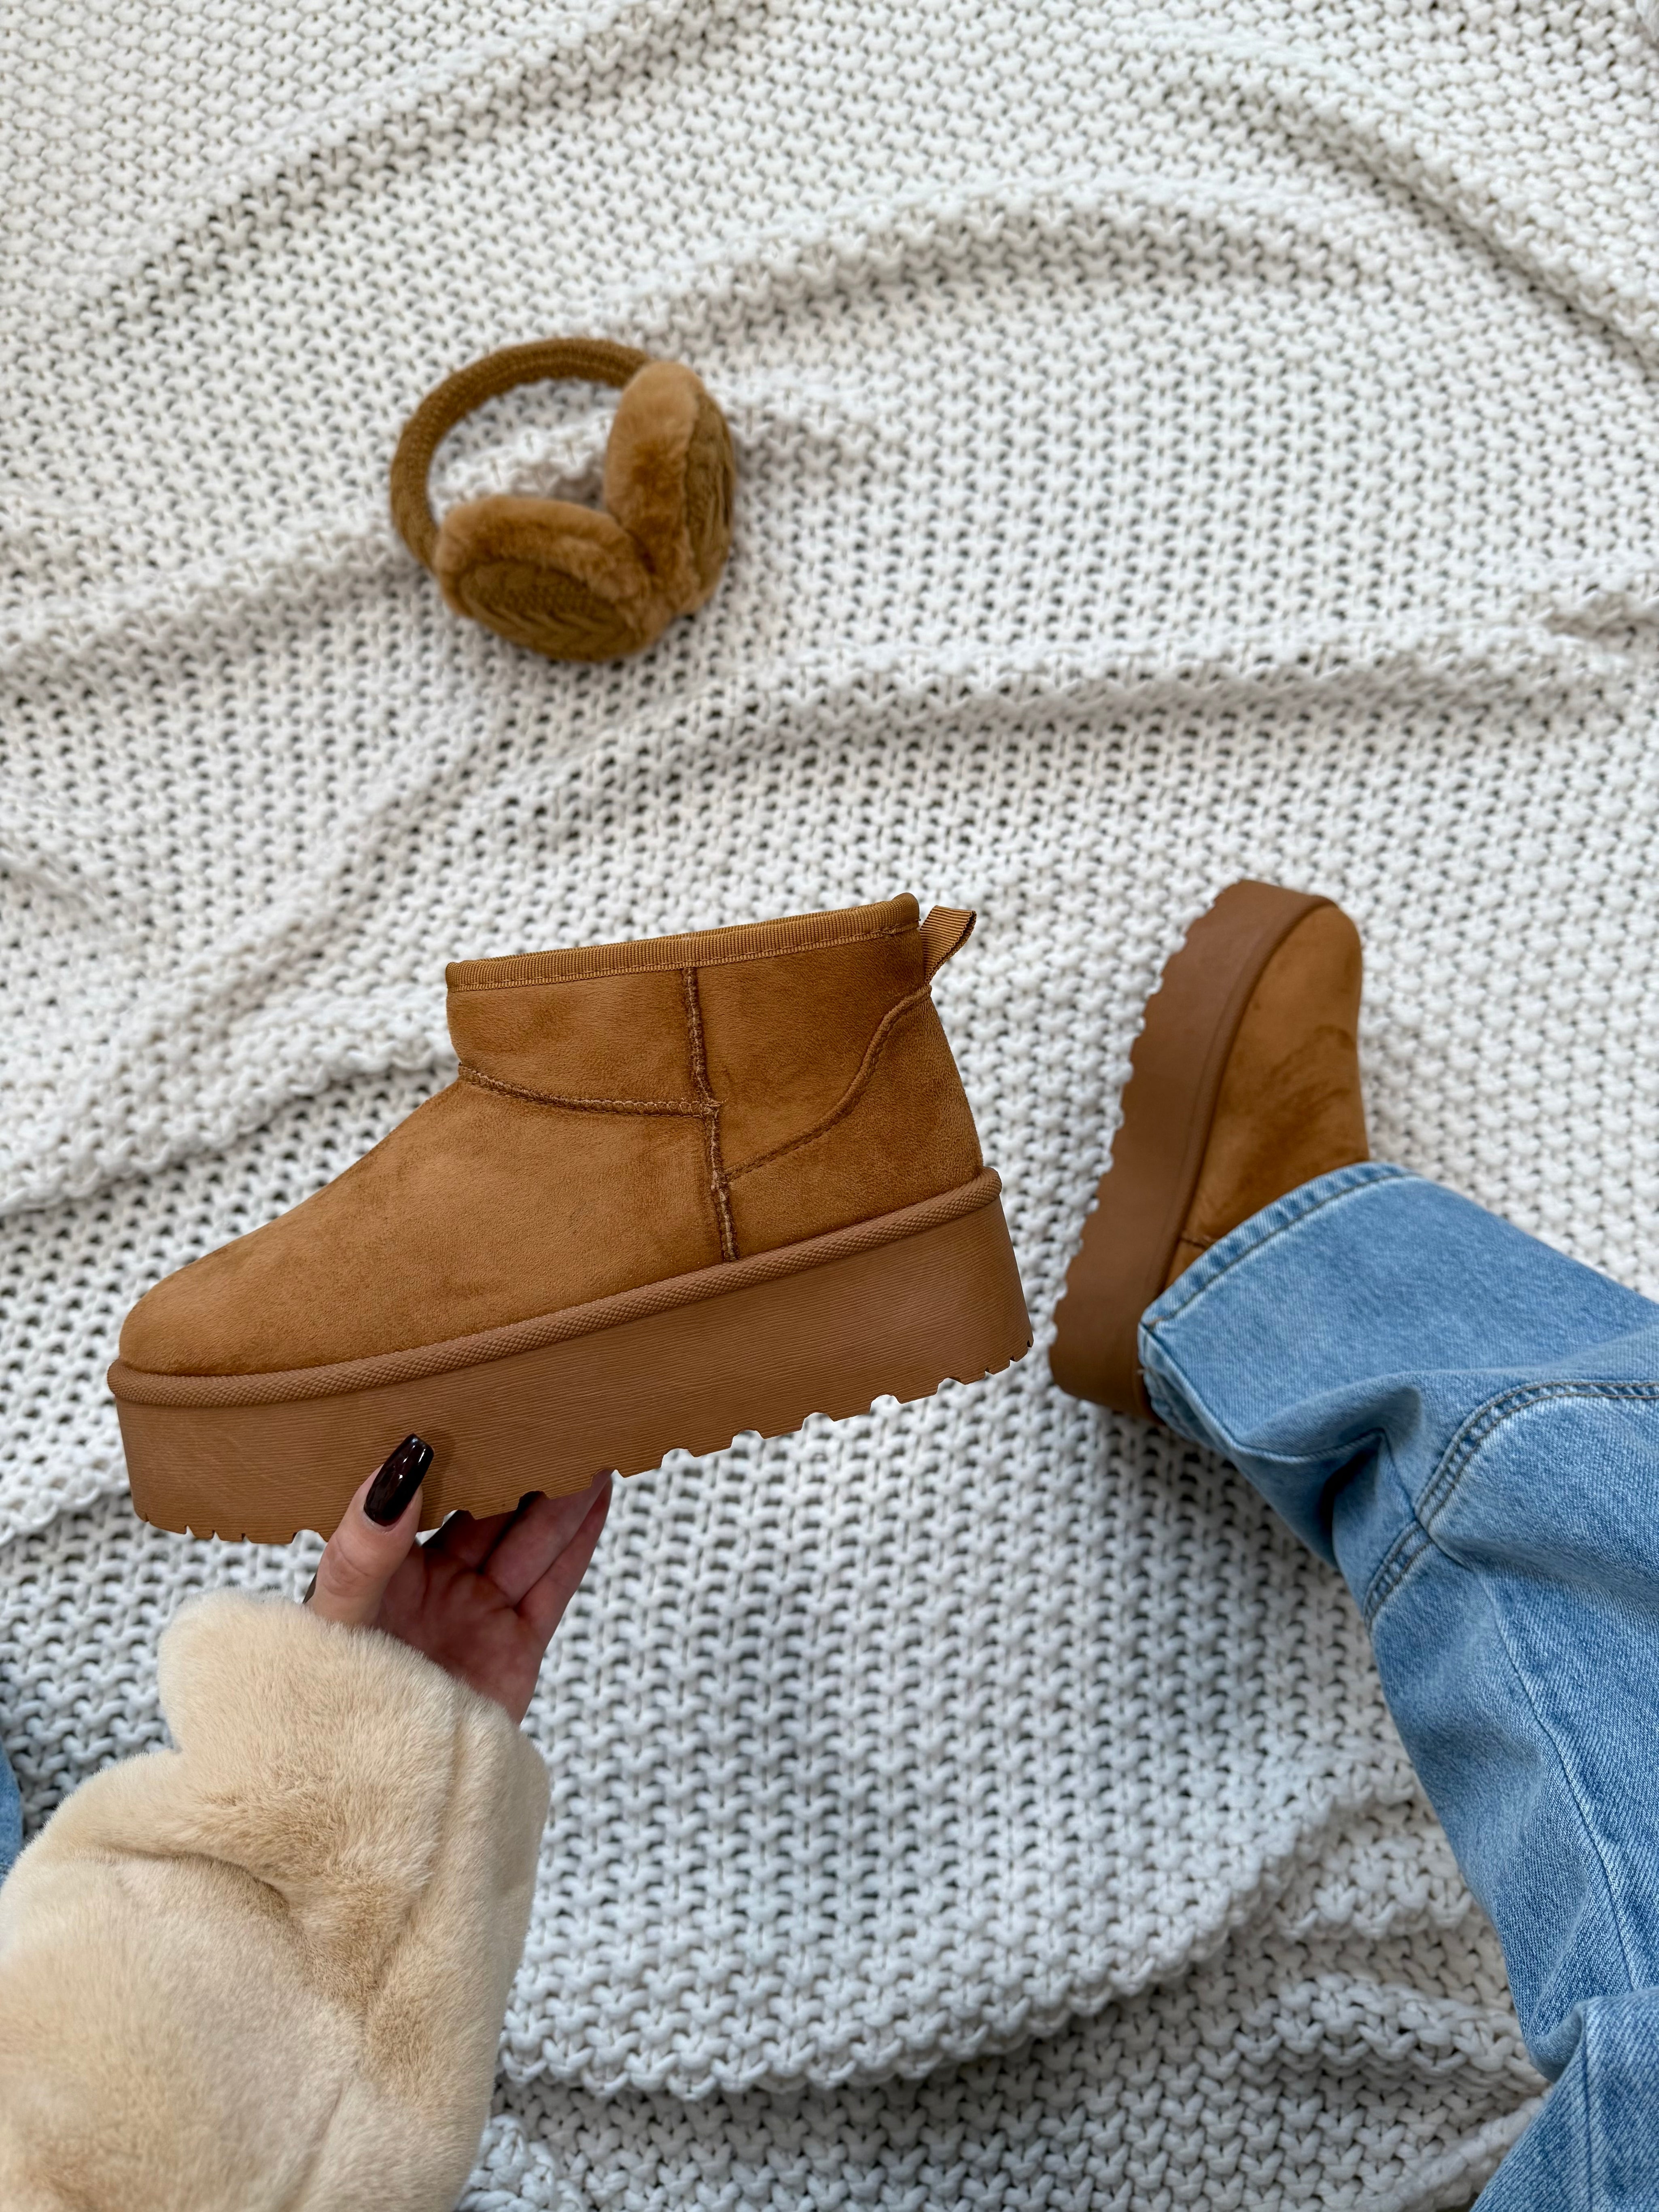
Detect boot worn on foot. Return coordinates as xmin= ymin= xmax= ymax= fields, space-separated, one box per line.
xmin=112 ymin=896 xmax=1031 ymax=1541
xmin=1050 ymin=879 xmax=1368 ymax=1420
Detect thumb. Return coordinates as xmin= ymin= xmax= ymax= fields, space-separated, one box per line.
xmin=305 ymin=1434 xmax=432 ymax=1626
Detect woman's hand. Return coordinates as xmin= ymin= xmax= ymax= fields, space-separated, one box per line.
xmin=306 ymin=1434 xmax=611 ymax=1723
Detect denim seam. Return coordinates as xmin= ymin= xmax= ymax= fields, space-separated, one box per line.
xmin=1360 ymin=1520 xmax=1432 ymax=1622
xmin=1147 ymin=1162 xmax=1409 ymax=1333
xmin=1354 ymin=1433 xmax=1433 ymax=1622
xmin=1375 ymin=1384 xmax=1659 ymax=1999
xmin=1582 ymin=2014 xmax=1596 ymax=2208
xmin=1487 ymin=1571 xmax=1636 ymax=1989
xmin=1371 ymin=1544 xmax=1643 ymax=2002
xmin=1419 ymin=1380 xmax=1659 ymax=1534
xmin=1359 ymin=1384 xmax=1659 ymax=1622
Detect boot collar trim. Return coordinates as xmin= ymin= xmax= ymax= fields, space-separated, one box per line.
xmin=446 ymin=895 xmax=919 ymax=991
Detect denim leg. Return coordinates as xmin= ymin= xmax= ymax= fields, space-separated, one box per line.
xmin=1138 ymin=1163 xmax=1659 ymax=2207
xmin=0 ymin=1742 xmax=17 ymax=1882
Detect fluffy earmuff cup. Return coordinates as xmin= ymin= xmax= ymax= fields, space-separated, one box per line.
xmin=603 ymin=361 xmax=736 ymax=615
xmin=432 ymin=496 xmax=671 ymax=663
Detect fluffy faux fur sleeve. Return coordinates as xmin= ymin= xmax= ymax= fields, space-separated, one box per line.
xmin=0 ymin=1589 xmax=550 ymax=2210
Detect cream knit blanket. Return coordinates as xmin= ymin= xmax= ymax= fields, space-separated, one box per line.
xmin=5 ymin=0 xmax=1656 ymax=2199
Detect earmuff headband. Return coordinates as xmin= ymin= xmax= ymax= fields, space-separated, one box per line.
xmin=389 ymin=337 xmax=652 ymax=570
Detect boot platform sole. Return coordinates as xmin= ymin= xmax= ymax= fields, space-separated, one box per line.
xmin=1048 ymin=881 xmax=1332 ymax=1420
xmin=110 ymin=1171 xmax=1031 ymax=1541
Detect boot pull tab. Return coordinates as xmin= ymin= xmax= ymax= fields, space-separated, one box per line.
xmin=921 ymin=906 xmax=976 ymax=982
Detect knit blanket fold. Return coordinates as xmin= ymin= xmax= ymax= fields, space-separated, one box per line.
xmin=5 ymin=0 xmax=1656 ymax=2196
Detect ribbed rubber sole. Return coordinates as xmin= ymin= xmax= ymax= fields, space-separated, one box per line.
xmin=110 ymin=1173 xmax=1031 ymax=1542
xmin=1048 ymin=882 xmax=1332 ymax=1419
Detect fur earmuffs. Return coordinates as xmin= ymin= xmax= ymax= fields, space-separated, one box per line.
xmin=389 ymin=336 xmax=735 ymax=664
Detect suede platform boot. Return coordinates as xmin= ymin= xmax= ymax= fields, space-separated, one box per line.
xmin=111 ymin=896 xmax=1031 ymax=1541
xmin=1050 ymin=879 xmax=1368 ymax=1419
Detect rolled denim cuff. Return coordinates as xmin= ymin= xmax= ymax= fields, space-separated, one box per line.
xmin=1139 ymin=1161 xmax=1411 ymax=1439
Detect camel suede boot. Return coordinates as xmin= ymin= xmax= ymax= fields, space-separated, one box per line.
xmin=1050 ymin=880 xmax=1368 ymax=1420
xmin=111 ymin=896 xmax=1031 ymax=1541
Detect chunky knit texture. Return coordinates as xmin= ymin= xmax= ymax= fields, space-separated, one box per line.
xmin=4 ymin=0 xmax=1657 ymax=2201
xmin=0 ymin=1486 xmax=1547 ymax=2208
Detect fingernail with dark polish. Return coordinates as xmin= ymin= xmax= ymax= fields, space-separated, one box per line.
xmin=365 ymin=1434 xmax=433 ymax=1525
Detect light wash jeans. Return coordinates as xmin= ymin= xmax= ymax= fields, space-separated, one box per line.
xmin=1141 ymin=1161 xmax=1659 ymax=2207
xmin=0 ymin=1743 xmax=17 ymax=1880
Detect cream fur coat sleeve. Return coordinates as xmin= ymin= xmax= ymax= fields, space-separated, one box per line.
xmin=0 ymin=1590 xmax=551 ymax=2210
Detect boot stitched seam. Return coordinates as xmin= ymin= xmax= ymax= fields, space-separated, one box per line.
xmin=458 ymin=1064 xmax=709 ymax=1117
xmin=682 ymin=967 xmax=739 ymax=1262
xmin=450 ymin=920 xmax=917 ymax=991
xmin=724 ymin=989 xmax=933 ymax=1183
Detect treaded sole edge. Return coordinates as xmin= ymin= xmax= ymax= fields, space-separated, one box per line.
xmin=117 ymin=1186 xmax=1031 ymax=1541
xmin=1048 ymin=882 xmax=1330 ymax=1417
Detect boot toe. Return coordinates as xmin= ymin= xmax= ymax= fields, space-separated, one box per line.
xmin=118 ymin=1231 xmax=300 ymax=1378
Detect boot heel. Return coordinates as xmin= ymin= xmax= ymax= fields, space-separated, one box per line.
xmin=114 ymin=1175 xmax=1031 ymax=1542
xmin=1050 ymin=880 xmax=1361 ymax=1416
